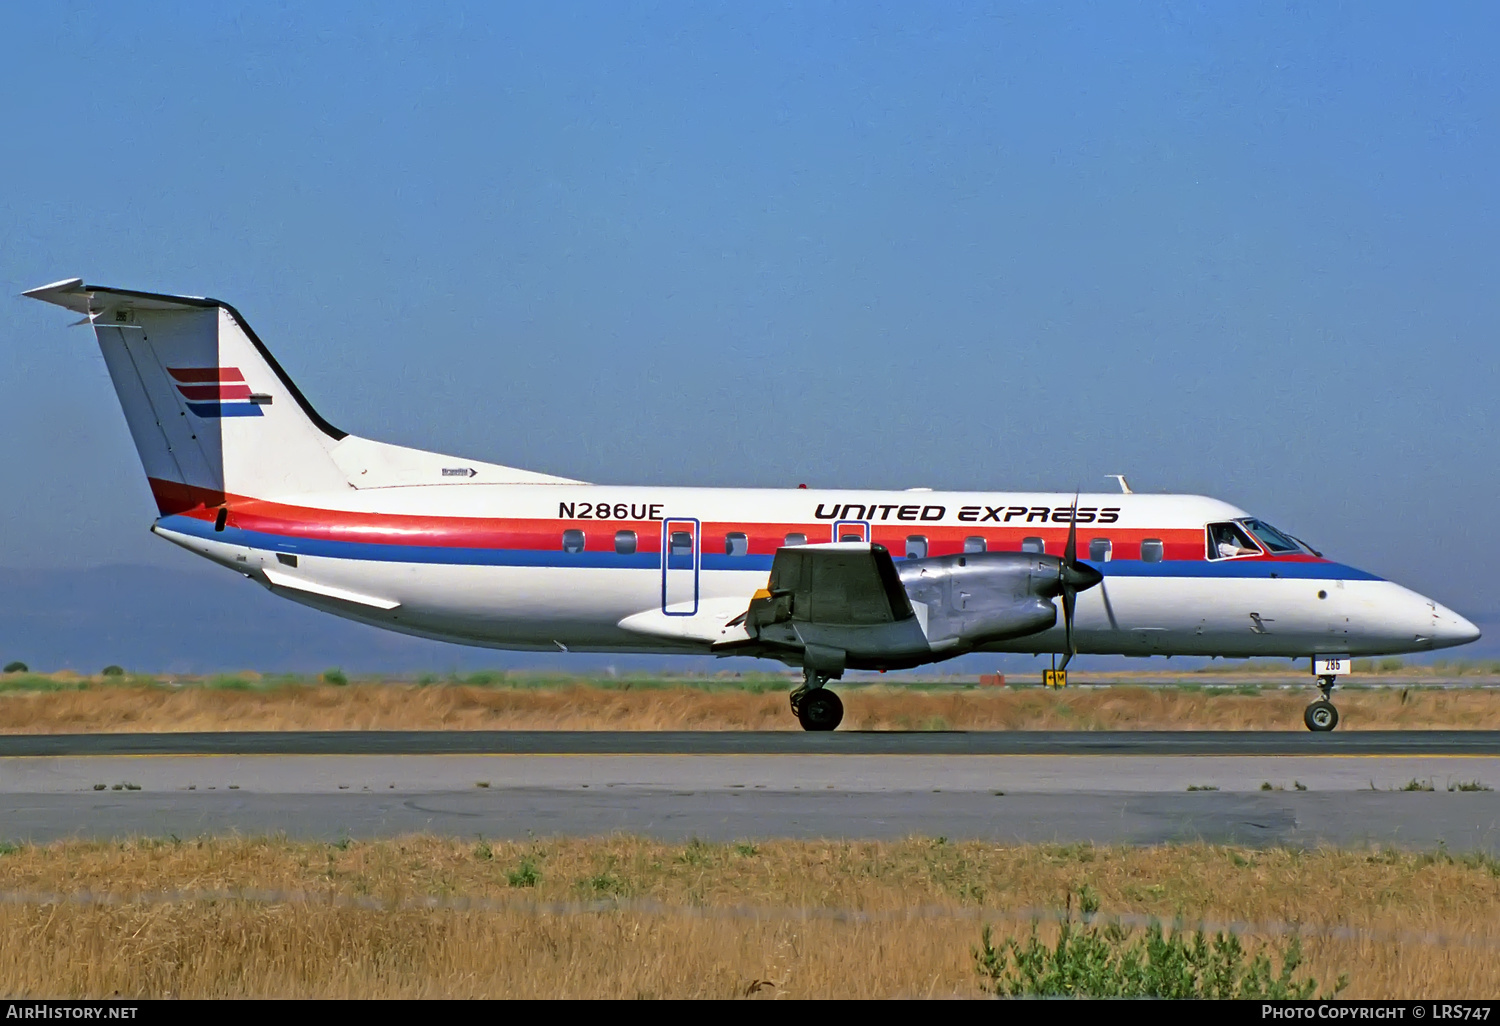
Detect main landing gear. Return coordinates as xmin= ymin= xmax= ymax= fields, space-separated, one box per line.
xmin=790 ymin=668 xmax=844 ymax=732
xmin=1304 ymin=676 xmax=1340 ymax=732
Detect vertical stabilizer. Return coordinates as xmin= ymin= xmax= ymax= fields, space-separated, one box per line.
xmin=25 ymin=279 xmax=351 ymax=513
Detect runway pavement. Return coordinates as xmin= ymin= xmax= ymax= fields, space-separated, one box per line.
xmin=2 ymin=731 xmax=1499 ymax=850
xmin=5 ymin=729 xmax=1500 ymax=757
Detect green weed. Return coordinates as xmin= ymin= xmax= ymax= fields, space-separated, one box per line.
xmin=677 ymin=838 xmax=715 ymax=868
xmin=508 ymin=857 xmax=542 ymax=888
xmin=973 ymin=891 xmax=1345 ymax=999
xmin=576 ymin=871 xmax=626 ymax=896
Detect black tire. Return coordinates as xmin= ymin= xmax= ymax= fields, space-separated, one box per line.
xmin=797 ymin=689 xmax=844 ymax=732
xmin=1304 ymin=700 xmax=1339 ymax=732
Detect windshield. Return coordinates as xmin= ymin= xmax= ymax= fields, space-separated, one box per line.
xmin=1239 ymin=518 xmax=1304 ymax=554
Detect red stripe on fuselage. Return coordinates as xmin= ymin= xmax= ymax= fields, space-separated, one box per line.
xmin=146 ymin=481 xmax=1328 ymax=566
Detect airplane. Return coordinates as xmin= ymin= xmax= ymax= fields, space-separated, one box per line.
xmin=24 ymin=279 xmax=1481 ymax=732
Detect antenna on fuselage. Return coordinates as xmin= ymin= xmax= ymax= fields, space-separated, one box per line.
xmin=1106 ymin=475 xmax=1133 ymax=494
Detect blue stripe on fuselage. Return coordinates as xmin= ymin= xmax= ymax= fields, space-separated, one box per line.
xmin=155 ymin=515 xmax=1382 ymax=581
xmin=1093 ymin=559 xmax=1382 ymax=582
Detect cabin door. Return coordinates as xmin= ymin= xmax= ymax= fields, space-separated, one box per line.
xmin=661 ymin=518 xmax=700 ymax=615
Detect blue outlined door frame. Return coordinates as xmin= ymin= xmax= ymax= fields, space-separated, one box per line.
xmin=661 ymin=517 xmax=701 ymax=615
xmin=833 ymin=520 xmax=870 ymax=543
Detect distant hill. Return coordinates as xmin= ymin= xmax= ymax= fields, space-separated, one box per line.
xmin=0 ymin=563 xmax=634 ymax=676
xmin=0 ymin=563 xmax=1492 ymax=677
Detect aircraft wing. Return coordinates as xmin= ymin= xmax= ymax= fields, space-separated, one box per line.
xmin=747 ymin=542 xmax=915 ymax=628
xmin=715 ymin=543 xmax=927 ymax=671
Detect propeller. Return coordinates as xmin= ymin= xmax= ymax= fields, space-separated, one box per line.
xmin=1057 ymin=494 xmax=1103 ymax=671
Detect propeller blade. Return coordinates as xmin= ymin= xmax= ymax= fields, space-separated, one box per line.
xmin=1064 ymin=493 xmax=1079 ymax=567
xmin=1037 ymin=494 xmax=1101 ymax=675
xmin=1060 ymin=586 xmax=1077 ymax=671
xmin=1058 ymin=494 xmax=1083 ymax=672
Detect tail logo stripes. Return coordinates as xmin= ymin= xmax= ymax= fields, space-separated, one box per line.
xmin=167 ymin=367 xmax=271 ymax=418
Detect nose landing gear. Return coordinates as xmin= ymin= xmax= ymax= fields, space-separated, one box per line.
xmin=1304 ymin=675 xmax=1340 ymax=732
xmin=790 ymin=668 xmax=844 ymax=731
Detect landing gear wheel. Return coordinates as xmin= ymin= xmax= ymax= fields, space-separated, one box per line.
xmin=1304 ymin=700 xmax=1339 ymax=732
xmin=797 ymin=689 xmax=844 ymax=732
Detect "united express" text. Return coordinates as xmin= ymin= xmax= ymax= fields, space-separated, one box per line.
xmin=813 ymin=504 xmax=1120 ymax=523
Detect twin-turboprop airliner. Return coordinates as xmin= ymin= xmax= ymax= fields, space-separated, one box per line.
xmin=26 ymin=279 xmax=1481 ymax=731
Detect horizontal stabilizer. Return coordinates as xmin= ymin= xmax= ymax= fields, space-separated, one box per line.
xmin=24 ymin=278 xmax=218 ymax=314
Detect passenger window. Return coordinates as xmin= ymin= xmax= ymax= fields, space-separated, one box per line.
xmin=614 ymin=530 xmax=637 ymax=555
xmin=725 ymin=532 xmax=748 ymax=556
xmin=1141 ymin=539 xmax=1164 ymax=563
xmin=1089 ymin=538 xmax=1112 ymax=562
xmin=905 ymin=536 xmax=928 ymax=559
xmin=964 ymin=536 xmax=987 ymax=554
xmin=1021 ymin=537 xmax=1045 ymax=554
xmin=562 ymin=529 xmax=585 ymax=553
xmin=784 ymin=533 xmax=807 ymax=547
xmin=670 ymin=531 xmax=693 ymax=556
xmin=1207 ymin=522 xmax=1262 ymax=560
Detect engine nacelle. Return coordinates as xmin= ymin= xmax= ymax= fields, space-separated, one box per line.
xmin=728 ymin=545 xmax=1080 ymax=674
xmin=897 ymin=552 xmax=1062 ymax=655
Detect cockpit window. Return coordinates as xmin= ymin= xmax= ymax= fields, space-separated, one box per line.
xmin=1239 ymin=518 xmax=1303 ymax=554
xmin=1206 ymin=522 xmax=1262 ymax=560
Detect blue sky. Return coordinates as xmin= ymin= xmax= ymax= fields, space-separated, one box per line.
xmin=3 ymin=2 xmax=1498 ymax=627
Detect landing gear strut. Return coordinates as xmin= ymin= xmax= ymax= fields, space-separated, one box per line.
xmin=1304 ymin=675 xmax=1339 ymax=732
xmin=790 ymin=667 xmax=844 ymax=731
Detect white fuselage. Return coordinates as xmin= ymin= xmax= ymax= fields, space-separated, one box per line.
xmin=151 ymin=484 xmax=1479 ymax=664
xmin=22 ymin=279 xmax=1479 ymax=680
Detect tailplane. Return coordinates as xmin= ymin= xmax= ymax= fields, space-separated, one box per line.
xmin=26 ymin=279 xmax=579 ymax=514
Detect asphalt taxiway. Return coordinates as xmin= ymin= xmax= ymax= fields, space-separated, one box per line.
xmin=6 ymin=729 xmax=1500 ymax=756
xmin=3 ymin=731 xmax=1499 ymax=850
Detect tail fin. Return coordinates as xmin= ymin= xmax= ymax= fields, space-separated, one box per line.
xmin=25 ymin=279 xmax=351 ymax=513
xmin=26 ymin=279 xmax=582 ymax=516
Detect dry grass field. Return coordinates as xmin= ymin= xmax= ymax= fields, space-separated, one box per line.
xmin=2 ymin=672 xmax=1500 ymax=732
xmin=0 ymin=836 xmax=1496 ymax=997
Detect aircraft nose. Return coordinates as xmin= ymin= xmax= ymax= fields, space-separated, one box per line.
xmin=1432 ymin=606 xmax=1482 ymax=649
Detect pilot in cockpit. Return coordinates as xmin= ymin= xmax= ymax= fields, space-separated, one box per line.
xmin=1209 ymin=522 xmax=1259 ymax=559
